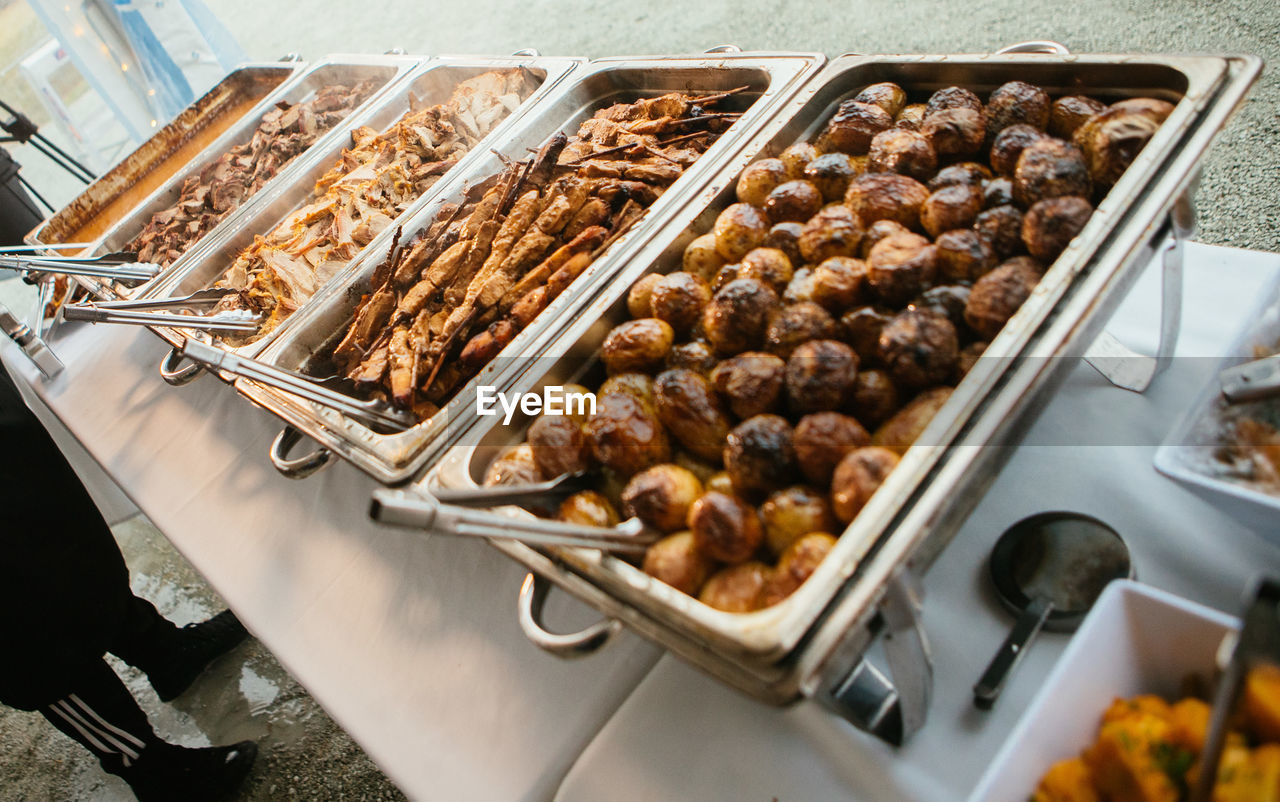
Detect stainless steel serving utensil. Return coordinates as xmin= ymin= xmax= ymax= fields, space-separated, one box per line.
xmin=177 ymin=339 xmax=418 ymax=432
xmin=370 ymin=487 xmax=658 ymax=553
xmin=1189 ymin=577 xmax=1280 ymax=802
xmin=62 ymin=305 xmax=262 ymax=334
xmin=431 ymin=471 xmax=596 ymax=508
xmin=0 ymin=302 xmax=63 ymax=378
xmin=0 ymin=242 xmax=97 ymax=253
xmin=1220 ymin=353 xmax=1280 ymax=404
xmin=973 ymin=512 xmax=1133 ymax=709
xmin=0 ymin=253 xmax=161 ymax=282
xmin=88 ymin=287 xmax=240 ymax=312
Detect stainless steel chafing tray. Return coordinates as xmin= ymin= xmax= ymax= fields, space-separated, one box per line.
xmin=83 ymin=55 xmax=423 ymax=288
xmin=235 ymin=51 xmax=826 ymax=484
xmin=407 ymin=48 xmax=1261 ymax=742
xmin=25 ymin=61 xmax=305 ymax=250
xmin=139 ymin=54 xmax=583 ymax=375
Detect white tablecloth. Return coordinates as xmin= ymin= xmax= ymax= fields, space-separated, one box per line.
xmin=1 ymin=310 xmax=662 ymax=801
xmin=554 ymin=241 xmax=1280 ymax=802
xmin=6 ymin=242 xmax=1278 ymax=801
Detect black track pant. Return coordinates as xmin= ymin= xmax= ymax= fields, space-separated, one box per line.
xmin=38 ymin=660 xmax=162 ymax=774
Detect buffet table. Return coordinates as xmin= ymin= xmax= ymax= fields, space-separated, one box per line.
xmin=3 ymin=242 xmax=1277 ymax=800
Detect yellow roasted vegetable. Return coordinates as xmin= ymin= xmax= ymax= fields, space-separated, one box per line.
xmin=1033 ymin=758 xmax=1101 ymax=802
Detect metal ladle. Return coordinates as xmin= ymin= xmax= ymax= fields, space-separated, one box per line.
xmin=973 ymin=511 xmax=1133 ymax=709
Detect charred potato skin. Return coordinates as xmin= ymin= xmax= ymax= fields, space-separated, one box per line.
xmin=653 ymin=368 xmax=733 ymax=464
xmin=925 ymin=86 xmax=983 ymax=116
xmin=849 ymin=368 xmax=901 ymax=429
xmin=975 ymin=204 xmax=1026 ymax=259
xmin=643 ymin=531 xmax=714 ymax=596
xmin=765 ymin=179 xmax=824 ymax=224
xmin=859 ymin=219 xmax=911 ymax=260
xmin=964 ymin=256 xmax=1044 ymax=340
xmin=989 ymin=123 xmax=1048 ymax=177
xmin=779 ymin=141 xmax=819 ymax=179
xmin=724 ymin=414 xmax=799 ymax=497
xmin=986 ymin=80 xmax=1052 ymax=136
xmin=867 ymin=232 xmax=938 ymax=308
xmin=922 ymin=108 xmax=987 ymax=158
xmin=982 ymin=177 xmax=1015 ymax=208
xmin=928 ymin=161 xmax=993 ymax=192
xmin=1049 ymin=95 xmax=1107 ymax=139
xmin=811 ymin=256 xmax=869 ymax=312
xmin=738 ymin=247 xmax=795 ymax=293
xmin=921 ymin=183 xmax=984 ymax=238
xmin=1022 ymin=196 xmax=1094 ymax=261
xmin=528 ymin=414 xmax=590 ymax=478
xmin=935 ymin=228 xmax=997 ymax=283
xmin=830 ymin=446 xmax=901 ymax=523
xmin=711 ymin=352 xmax=786 ymax=419
xmin=867 ymin=128 xmax=938 ymax=182
xmin=702 ymin=278 xmax=781 ymax=357
xmin=765 ymin=221 xmax=806 ymax=267
xmin=1013 ymin=138 xmax=1092 ymax=208
xmin=584 ymin=392 xmax=671 ymax=477
xmin=785 ymin=339 xmax=861 ymax=414
xmin=839 ymin=305 xmax=895 ymax=365
xmin=1073 ymin=100 xmax=1173 ymax=187
xmin=666 ymin=340 xmax=719 ymax=375
xmin=855 ymin=82 xmax=908 ymax=117
xmin=621 ymin=463 xmax=704 ymax=533
xmin=601 ymin=318 xmax=675 ymax=375
xmin=798 ymin=205 xmax=863 ymax=264
xmin=761 ymin=485 xmax=838 ymax=556
xmin=792 ymin=412 xmax=871 ymax=488
xmin=820 ymin=99 xmax=895 ymax=155
xmin=649 ymin=272 xmax=711 ymax=336
xmin=912 ymin=284 xmax=972 ymax=332
xmin=804 ymin=153 xmax=860 ymax=203
xmin=688 ymin=491 xmax=765 ymax=564
xmin=844 ymin=172 xmax=930 ymax=231
xmin=895 ymin=103 xmax=927 ymax=131
xmin=879 ymin=308 xmax=960 ymax=390
xmin=765 ymin=302 xmax=837 ymax=359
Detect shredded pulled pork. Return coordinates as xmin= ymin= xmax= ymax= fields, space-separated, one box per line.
xmin=128 ymin=80 xmax=381 ymax=266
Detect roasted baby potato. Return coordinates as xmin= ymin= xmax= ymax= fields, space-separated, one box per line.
xmin=622 ymin=463 xmax=704 ymax=533
xmin=785 ymin=339 xmax=860 ymax=414
xmin=584 ymin=391 xmax=671 ymax=476
xmin=558 ymin=490 xmax=620 ymax=528
xmin=922 ymin=108 xmax=987 ymax=158
xmin=714 ymin=202 xmax=771 ymax=262
xmin=839 ymin=305 xmax=895 ymax=365
xmin=921 ymin=183 xmax=984 ymax=238
xmin=964 ymin=256 xmax=1044 ymax=340
xmin=987 ymin=80 xmax=1052 ymax=135
xmin=844 ymin=172 xmax=930 ymax=230
xmin=935 ymin=228 xmax=997 ymax=283
xmin=872 ymin=387 xmax=954 ymax=454
xmin=654 ymin=368 xmax=733 ymax=463
xmin=879 ymin=307 xmax=960 ymax=390
xmin=779 ymin=141 xmax=819 ymax=179
xmin=666 ymin=340 xmax=719 ymax=375
xmin=855 ymin=82 xmax=907 ymax=117
xmin=483 ymin=443 xmax=542 ymax=487
xmin=682 ymin=232 xmax=726 ymax=283
xmin=643 ymin=531 xmax=714 ymax=595
xmin=627 ymin=272 xmax=662 ymax=319
xmin=599 ymin=371 xmax=656 ymax=410
xmin=760 ymin=485 xmax=838 ymax=555
xmin=736 ymin=157 xmax=790 ymax=206
xmin=792 ymin=411 xmax=871 ymax=487
xmin=724 ymin=414 xmax=798 ymax=497
xmin=859 ymin=219 xmax=911 ymax=259
xmin=990 ymin=123 xmax=1048 ymax=177
xmin=925 ymin=86 xmax=983 ymax=116
xmin=601 ymin=318 xmax=675 ymax=374
xmin=804 ymin=152 xmax=861 ymax=203
xmin=710 ymin=351 xmax=787 ymax=419
xmin=699 ymin=561 xmax=771 ymax=612
xmin=765 ymin=179 xmax=824 ymax=224
xmin=830 ymin=446 xmax=900 ymax=523
xmin=867 ymin=232 xmax=938 ymax=308
xmin=765 ymin=221 xmax=806 ymax=267
xmin=688 ymin=491 xmax=765 ymax=563
xmin=650 ymin=271 xmax=712 ymax=336
xmin=1049 ymin=95 xmax=1107 ymax=140
xmin=798 ymin=204 xmax=863 ymax=264
xmin=868 ymin=128 xmax=938 ymax=182
xmin=811 ymin=256 xmax=870 ymax=312
xmin=819 ymin=99 xmax=895 ymax=155
xmin=1073 ymin=99 xmax=1173 ymax=186
xmin=928 ymin=161 xmax=992 ymax=191
xmin=703 ymin=277 xmax=780 ymax=356
xmin=761 ymin=531 xmax=838 ymax=606
xmin=895 ymin=103 xmax=927 ymax=131
xmin=975 ymin=204 xmax=1026 ymax=259
xmin=738 ymin=247 xmax=795 ymax=293
xmin=765 ymin=301 xmax=837 ymax=359
xmin=1013 ymin=138 xmax=1092 ymax=208
xmin=528 ymin=413 xmax=590 ymax=477
xmin=1022 ymin=196 xmax=1094 ymax=261
xmin=849 ymin=368 xmax=901 ymax=428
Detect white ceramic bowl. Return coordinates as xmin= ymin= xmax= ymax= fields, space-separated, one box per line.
xmin=968 ymin=580 xmax=1236 ymax=802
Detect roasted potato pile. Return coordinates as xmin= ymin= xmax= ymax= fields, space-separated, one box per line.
xmin=491 ymin=80 xmax=1169 ymax=612
xmin=1034 ymin=665 xmax=1280 ymax=802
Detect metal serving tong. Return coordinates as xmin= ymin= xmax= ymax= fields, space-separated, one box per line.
xmin=1220 ymin=353 xmax=1280 ymax=404
xmin=370 ymin=482 xmax=659 ymax=554
xmin=1189 ymin=577 xmax=1280 ymax=802
xmin=0 ymin=250 xmax=161 ymax=283
xmin=177 ymin=339 xmax=419 ymax=432
xmin=62 ymin=301 xmax=262 ymax=334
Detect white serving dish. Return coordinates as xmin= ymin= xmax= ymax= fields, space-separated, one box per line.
xmin=969 ymin=580 xmax=1235 ymax=802
xmin=1154 ymin=270 xmax=1280 ymax=540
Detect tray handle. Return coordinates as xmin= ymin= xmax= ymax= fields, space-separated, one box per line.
xmin=160 ymin=346 xmax=204 ymax=386
xmin=996 ymin=40 xmax=1070 ymax=55
xmin=518 ymin=573 xmax=620 ymax=658
xmin=510 ymin=48 xmax=541 ymax=58
xmin=270 ymin=426 xmax=334 ymax=479
xmin=815 ymin=567 xmax=932 ymax=746
xmin=703 ymin=45 xmax=743 ymax=54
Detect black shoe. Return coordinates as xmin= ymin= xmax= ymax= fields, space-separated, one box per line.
xmin=147 ymin=611 xmax=249 ymax=702
xmin=120 ymin=740 xmax=258 ymax=802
